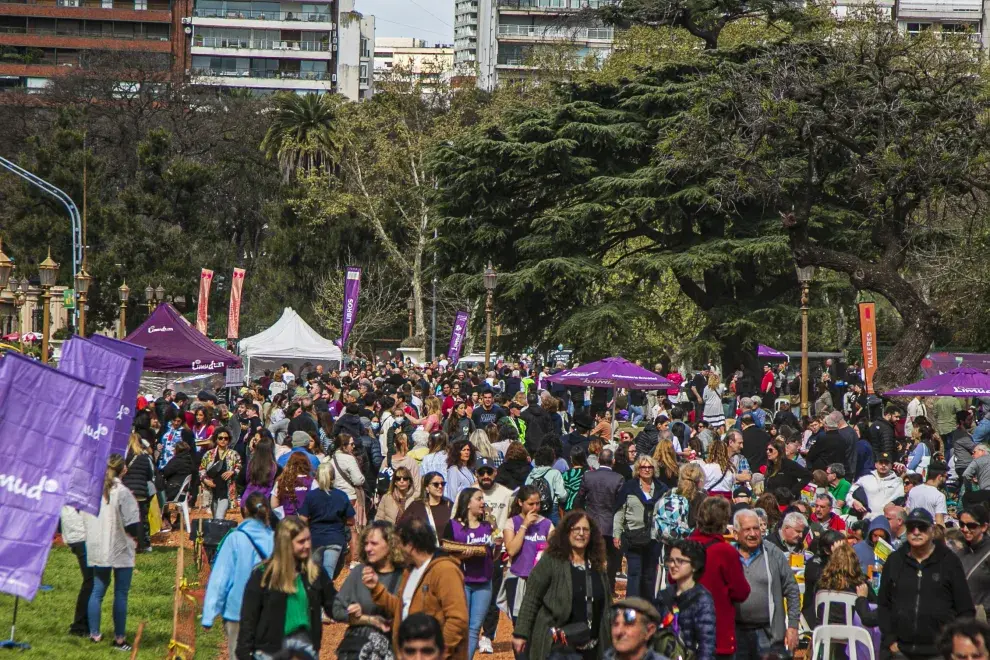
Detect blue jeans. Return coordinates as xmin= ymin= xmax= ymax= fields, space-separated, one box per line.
xmin=88 ymin=566 xmax=133 ymax=639
xmin=315 ymin=544 xmax=343 ymax=581
xmin=624 ymin=541 xmax=660 ymax=599
xmin=628 ymin=405 xmax=645 ymax=426
xmin=465 ymin=581 xmax=492 ymax=660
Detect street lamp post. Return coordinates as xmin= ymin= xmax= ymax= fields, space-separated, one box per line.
xmin=155 ymin=285 xmax=165 ymax=308
xmin=118 ymin=282 xmax=130 ymax=338
xmin=796 ymin=264 xmax=815 ymax=418
xmin=14 ymin=277 xmax=28 ymax=350
xmin=407 ymin=295 xmax=415 ymax=338
xmin=75 ymin=266 xmax=92 ymax=337
xmin=0 ymin=238 xmax=12 ymax=291
xmin=483 ymin=262 xmax=497 ymax=372
xmin=145 ymin=285 xmax=154 ymax=315
xmin=38 ymin=247 xmax=59 ymax=364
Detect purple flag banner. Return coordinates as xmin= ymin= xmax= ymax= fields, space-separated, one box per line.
xmin=447 ymin=310 xmax=469 ymax=365
xmin=339 ymin=266 xmax=362 ymax=350
xmin=88 ymin=335 xmax=146 ymax=457
xmin=0 ymin=352 xmax=99 ymax=601
xmin=59 ymin=337 xmax=133 ymax=515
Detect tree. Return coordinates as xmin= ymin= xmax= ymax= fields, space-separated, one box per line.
xmin=261 ymin=92 xmax=343 ymax=181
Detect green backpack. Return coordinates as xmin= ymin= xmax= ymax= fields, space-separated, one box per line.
xmin=651 ymin=623 xmax=696 ymax=660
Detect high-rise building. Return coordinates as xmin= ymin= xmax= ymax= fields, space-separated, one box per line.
xmin=0 ymin=0 xmax=186 ymax=93
xmin=374 ymin=37 xmax=453 ymax=92
xmin=185 ymin=0 xmax=374 ymax=97
xmin=454 ymin=0 xmax=614 ymax=90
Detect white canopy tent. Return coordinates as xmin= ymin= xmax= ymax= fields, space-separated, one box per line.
xmin=239 ymin=307 xmax=342 ymax=378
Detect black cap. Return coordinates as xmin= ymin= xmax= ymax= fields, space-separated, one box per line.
xmin=474 ymin=457 xmax=495 ymax=473
xmin=906 ymin=507 xmax=934 ymax=526
xmin=733 ymin=486 xmax=752 ymax=499
xmin=573 ymin=411 xmax=593 ymax=430
xmin=876 ymin=452 xmax=893 ymax=464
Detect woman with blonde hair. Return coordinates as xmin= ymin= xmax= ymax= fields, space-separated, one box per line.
xmin=703 ymin=372 xmax=725 ymax=428
xmin=415 ymin=396 xmax=443 ymax=434
xmin=469 ymin=428 xmax=499 ymax=464
xmin=652 ymin=437 xmax=680 ymax=489
xmin=121 ymin=432 xmax=156 ymax=551
xmin=816 ymin=542 xmax=879 ymax=626
xmin=389 ymin=432 xmax=421 ymax=498
xmin=375 ymin=466 xmax=416 ymax=524
xmin=613 ymin=455 xmax=665 ymax=598
xmin=237 ymin=516 xmax=338 ymax=658
xmin=699 ymin=437 xmax=734 ymax=498
xmin=85 ymin=454 xmax=140 ymax=650
xmin=332 ymin=521 xmax=405 ymax=660
xmin=677 ymin=462 xmax=708 ymax=528
xmin=298 ymin=461 xmax=354 ymax=583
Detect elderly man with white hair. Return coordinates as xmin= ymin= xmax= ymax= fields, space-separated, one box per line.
xmin=963 ymin=444 xmax=990 ymax=508
xmin=732 ymin=508 xmax=801 ymax=659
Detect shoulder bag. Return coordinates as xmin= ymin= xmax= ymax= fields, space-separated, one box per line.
xmin=551 ymin=562 xmax=596 ymax=649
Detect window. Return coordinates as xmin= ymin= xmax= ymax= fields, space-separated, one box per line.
xmin=360 ymin=36 xmax=370 ymax=58
xmin=359 ymin=63 xmax=368 ymax=84
xmin=906 ymin=22 xmax=932 ymax=36
xmin=134 ymin=0 xmax=147 ymax=9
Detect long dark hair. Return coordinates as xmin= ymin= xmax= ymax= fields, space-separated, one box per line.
xmin=249 ymin=438 xmax=276 ymax=486
xmin=508 ymin=485 xmax=539 ymax=518
xmin=453 ymin=487 xmax=481 ymax=526
xmin=447 ymin=438 xmax=476 ymax=468
xmin=544 ymin=511 xmax=606 ymax=572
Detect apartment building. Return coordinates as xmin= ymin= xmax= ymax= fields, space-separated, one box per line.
xmin=186 ymin=0 xmax=374 ymax=98
xmin=454 ymin=0 xmax=614 ymax=90
xmin=834 ymin=0 xmax=983 ymax=44
xmin=0 ymin=0 xmax=186 ymax=92
xmin=374 ymin=37 xmax=453 ymax=91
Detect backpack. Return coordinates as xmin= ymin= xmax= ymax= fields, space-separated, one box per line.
xmin=652 ymin=623 xmax=696 ymax=660
xmin=654 ymin=491 xmax=691 ymax=543
xmin=531 ymin=468 xmax=554 ymax=517
xmin=376 ymin=455 xmax=394 ymax=497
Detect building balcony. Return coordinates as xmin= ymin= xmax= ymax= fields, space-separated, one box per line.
xmin=190 ymin=66 xmax=334 ymax=89
xmin=0 ymin=0 xmax=170 ymax=21
xmin=191 ymin=36 xmax=331 ymax=59
xmin=0 ymin=60 xmax=61 ymax=76
xmin=0 ymin=24 xmax=171 ymax=49
xmin=498 ymin=0 xmax=617 ymax=13
xmin=896 ymin=0 xmax=980 ymax=20
xmin=496 ymin=23 xmax=613 ymax=41
xmin=190 ymin=7 xmax=334 ymax=29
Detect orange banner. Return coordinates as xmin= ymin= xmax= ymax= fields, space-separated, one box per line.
xmin=196 ymin=269 xmax=213 ymax=335
xmin=859 ymin=302 xmax=878 ymax=394
xmin=227 ymin=268 xmax=246 ymax=339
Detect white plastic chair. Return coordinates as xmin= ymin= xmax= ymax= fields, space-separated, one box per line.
xmin=164 ymin=475 xmax=192 ymax=535
xmin=811 ymin=624 xmax=876 ymax=660
xmin=815 ymin=590 xmax=858 ymax=626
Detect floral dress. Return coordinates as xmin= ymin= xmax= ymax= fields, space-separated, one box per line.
xmin=158 ymin=427 xmax=184 ymax=470
xmin=199 ymin=446 xmax=242 ymax=503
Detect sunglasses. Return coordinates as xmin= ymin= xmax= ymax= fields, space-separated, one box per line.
xmin=477 ymin=469 xmax=494 ymax=477
xmin=639 ymin=466 xmax=654 ymax=471
xmin=611 ymin=608 xmax=641 ymax=625
xmin=963 ymin=521 xmax=984 ymax=530
xmin=906 ymin=522 xmax=931 ymax=533
xmin=430 ymin=481 xmax=446 ymax=488
xmin=394 ymin=477 xmax=410 ymax=482
xmin=217 ymin=436 xmax=231 ymax=440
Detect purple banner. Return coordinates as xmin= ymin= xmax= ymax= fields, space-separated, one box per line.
xmin=0 ymin=352 xmax=99 ymax=601
xmin=59 ymin=337 xmax=133 ymax=515
xmin=340 ymin=266 xmax=362 ymax=350
xmin=447 ymin=310 xmax=469 ymax=365
xmin=88 ymin=335 xmax=146 ymax=457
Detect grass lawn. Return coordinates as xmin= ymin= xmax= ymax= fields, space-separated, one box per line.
xmin=0 ymin=545 xmax=223 ymax=658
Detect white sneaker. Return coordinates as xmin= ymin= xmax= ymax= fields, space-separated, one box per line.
xmin=478 ymin=636 xmax=493 ymax=654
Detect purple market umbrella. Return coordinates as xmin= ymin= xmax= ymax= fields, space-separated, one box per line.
xmin=884 ymin=367 xmax=990 ymax=398
xmin=545 ymin=356 xmax=675 ymax=390
xmin=757 ymin=344 xmax=790 ymax=360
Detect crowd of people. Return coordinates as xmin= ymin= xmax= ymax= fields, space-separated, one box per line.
xmin=57 ymin=356 xmax=990 ymax=660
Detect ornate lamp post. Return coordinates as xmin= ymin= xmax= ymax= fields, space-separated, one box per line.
xmin=407 ymin=295 xmax=415 ymax=338
xmin=14 ymin=277 xmax=28 ymax=348
xmin=145 ymin=285 xmax=155 ymax=314
xmin=796 ymin=264 xmax=815 ymax=418
xmin=38 ymin=247 xmax=59 ymax=364
xmin=118 ymin=282 xmax=130 ymax=338
xmin=155 ymin=284 xmax=165 ymax=308
xmin=75 ymin=266 xmax=92 ymax=337
xmin=0 ymin=238 xmax=12 ymax=291
xmin=483 ymin=262 xmax=497 ymax=371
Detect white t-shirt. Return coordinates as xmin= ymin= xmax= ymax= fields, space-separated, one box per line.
xmin=402 ymin=558 xmax=432 ymax=619
xmin=905 ymin=483 xmax=947 ymax=519
xmin=481 ymin=483 xmax=515 ymax=531
xmin=699 ymin=460 xmax=734 ymax=492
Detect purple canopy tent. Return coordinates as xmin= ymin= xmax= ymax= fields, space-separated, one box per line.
xmin=757 ymin=344 xmax=790 ymax=360
xmin=884 ymin=367 xmax=990 ymax=398
xmin=545 ymin=357 xmax=675 ymax=422
xmin=920 ymin=352 xmax=990 ymax=378
xmin=124 ymin=303 xmax=240 ymax=373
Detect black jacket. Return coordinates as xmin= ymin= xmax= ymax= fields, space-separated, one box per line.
xmin=495 ymin=458 xmax=532 ymax=490
xmin=741 ymin=425 xmax=771 ymax=470
xmin=868 ymin=418 xmax=896 ymax=458
xmin=520 ymin=405 xmax=553 ymax=453
xmin=331 ymin=413 xmax=363 ymax=441
xmin=122 ymin=450 xmax=155 ymax=501
xmin=806 ymin=430 xmax=849 ymax=472
xmin=237 ymin=565 xmax=337 ymax=659
xmin=561 ymin=431 xmax=591 ymax=459
xmin=634 ymin=426 xmax=659 ymax=457
xmin=764 ymin=458 xmax=812 ymax=499
xmin=162 ymin=452 xmax=196 ymax=501
xmin=773 ymin=410 xmax=800 ymax=430
xmin=878 ymin=542 xmax=974 ymax=656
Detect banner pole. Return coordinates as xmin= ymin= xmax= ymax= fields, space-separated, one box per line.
xmin=0 ymin=596 xmax=30 ymax=650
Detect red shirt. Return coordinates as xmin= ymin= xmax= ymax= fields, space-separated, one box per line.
xmin=666 ymin=372 xmax=683 ymax=397
xmin=761 ymin=370 xmax=776 ymax=394
xmin=687 ymin=530 xmax=751 ymax=655
xmin=811 ymin=512 xmax=846 ymax=532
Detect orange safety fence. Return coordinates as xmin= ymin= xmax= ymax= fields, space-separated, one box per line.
xmin=167 ymin=544 xmax=208 ymax=659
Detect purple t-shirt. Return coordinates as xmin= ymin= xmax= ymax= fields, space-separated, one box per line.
xmin=280 ymin=475 xmax=313 ymax=517
xmin=509 ymin=515 xmax=551 ymax=579
xmin=444 ymin=519 xmax=494 ymax=583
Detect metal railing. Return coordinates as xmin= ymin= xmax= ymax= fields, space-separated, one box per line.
xmin=496 ymin=24 xmax=613 ymax=39
xmin=0 ymin=25 xmax=169 ymax=39
xmin=192 ymin=66 xmax=332 ymax=80
xmin=193 ymin=36 xmax=329 ymax=50
xmin=192 ymin=8 xmax=332 ymax=21
xmin=498 ymin=0 xmax=617 ymax=9
xmin=0 ymin=0 xmax=169 ymax=7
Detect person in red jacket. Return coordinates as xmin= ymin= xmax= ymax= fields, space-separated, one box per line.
xmin=687 ymin=496 xmax=751 ymax=659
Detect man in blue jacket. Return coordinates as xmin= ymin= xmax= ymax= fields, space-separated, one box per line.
xmin=202 ymin=493 xmax=275 ymax=659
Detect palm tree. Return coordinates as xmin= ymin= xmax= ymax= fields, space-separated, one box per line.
xmin=260 ymin=92 xmax=342 ymax=180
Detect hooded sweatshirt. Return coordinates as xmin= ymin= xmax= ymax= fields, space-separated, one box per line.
xmin=202 ymin=518 xmax=275 ymax=624
xmin=853 ymin=469 xmax=904 ymax=518
xmin=853 ymin=514 xmax=891 ymax=574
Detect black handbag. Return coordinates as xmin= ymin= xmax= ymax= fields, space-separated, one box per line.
xmin=551 ymin=563 xmax=595 ymax=650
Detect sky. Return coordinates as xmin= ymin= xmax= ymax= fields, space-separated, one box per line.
xmin=358 ymin=0 xmax=455 ymax=45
